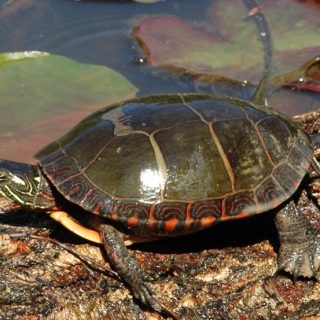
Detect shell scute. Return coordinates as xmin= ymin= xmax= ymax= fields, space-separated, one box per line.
xmin=190 ymin=199 xmax=222 ymax=220
xmin=255 ymin=176 xmax=287 ymax=210
xmin=213 ymin=117 xmax=273 ymax=190
xmin=224 ymin=190 xmax=257 ymax=217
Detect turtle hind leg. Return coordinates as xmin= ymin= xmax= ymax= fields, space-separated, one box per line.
xmin=100 ymin=224 xmax=155 ymax=301
xmin=99 ymin=224 xmax=177 ymax=318
xmin=275 ymin=201 xmax=320 ymax=279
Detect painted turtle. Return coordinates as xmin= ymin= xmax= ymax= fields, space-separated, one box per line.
xmin=0 ymin=92 xmax=319 ymax=310
xmin=0 ymin=1 xmax=320 ymax=316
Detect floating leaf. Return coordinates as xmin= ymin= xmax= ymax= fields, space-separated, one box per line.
xmin=133 ymin=14 xmax=260 ymax=84
xmin=133 ymin=0 xmax=320 ymax=85
xmin=0 ymin=51 xmax=137 ymax=162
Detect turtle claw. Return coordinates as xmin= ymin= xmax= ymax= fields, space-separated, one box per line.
xmin=132 ymin=281 xmax=154 ymax=304
xmin=130 ymin=276 xmax=179 ymax=319
xmin=278 ymin=240 xmax=320 ymax=279
xmin=130 ymin=271 xmax=156 ymax=304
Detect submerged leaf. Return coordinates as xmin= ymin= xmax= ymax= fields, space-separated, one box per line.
xmin=0 ymin=51 xmax=137 ymax=162
xmin=133 ymin=0 xmax=320 ymax=85
xmin=133 ymin=13 xmax=261 ymax=84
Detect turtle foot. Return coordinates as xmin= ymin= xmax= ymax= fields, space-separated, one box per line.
xmin=278 ymin=237 xmax=320 ymax=279
xmin=100 ymin=224 xmax=177 ymax=318
xmin=275 ymin=201 xmax=320 ymax=278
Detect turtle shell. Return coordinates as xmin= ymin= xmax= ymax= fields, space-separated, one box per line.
xmin=35 ymin=93 xmax=313 ymax=237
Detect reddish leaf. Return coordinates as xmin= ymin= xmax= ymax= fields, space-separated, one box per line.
xmin=133 ymin=13 xmax=262 ymax=84
xmin=133 ymin=0 xmax=320 ymax=85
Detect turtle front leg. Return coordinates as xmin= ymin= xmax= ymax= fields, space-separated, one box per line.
xmin=99 ymin=224 xmax=158 ymax=308
xmin=275 ymin=201 xmax=320 ymax=279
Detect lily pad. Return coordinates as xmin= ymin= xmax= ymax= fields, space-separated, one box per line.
xmin=133 ymin=0 xmax=320 ymax=85
xmin=0 ymin=51 xmax=137 ymax=162
xmin=133 ymin=14 xmax=258 ymax=84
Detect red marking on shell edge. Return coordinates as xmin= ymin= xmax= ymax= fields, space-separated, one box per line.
xmin=128 ymin=213 xmax=139 ymax=229
xmin=165 ymin=218 xmax=180 ymax=233
xmin=147 ymin=204 xmax=157 ymax=231
xmin=219 ymin=210 xmax=250 ymax=221
xmin=185 ymin=202 xmax=193 ymax=230
xmin=111 ymin=203 xmax=120 ymax=221
xmin=184 ymin=218 xmax=196 ymax=230
xmin=221 ymin=199 xmax=227 ymax=218
xmin=231 ymin=211 xmax=248 ymax=219
xmin=92 ymin=202 xmax=102 ymax=215
xmin=200 ymin=216 xmax=215 ymax=228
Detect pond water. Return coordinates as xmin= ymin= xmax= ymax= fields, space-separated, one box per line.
xmin=0 ymin=0 xmax=319 ymax=161
xmin=0 ymin=0 xmax=212 ymax=95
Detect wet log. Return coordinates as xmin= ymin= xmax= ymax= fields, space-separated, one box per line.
xmin=0 ymin=109 xmax=320 ymax=320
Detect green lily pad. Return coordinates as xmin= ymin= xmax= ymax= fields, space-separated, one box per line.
xmin=133 ymin=0 xmax=320 ymax=85
xmin=0 ymin=51 xmax=137 ymax=162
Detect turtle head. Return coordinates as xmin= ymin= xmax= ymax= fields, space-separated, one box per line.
xmin=0 ymin=160 xmax=55 ymax=213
